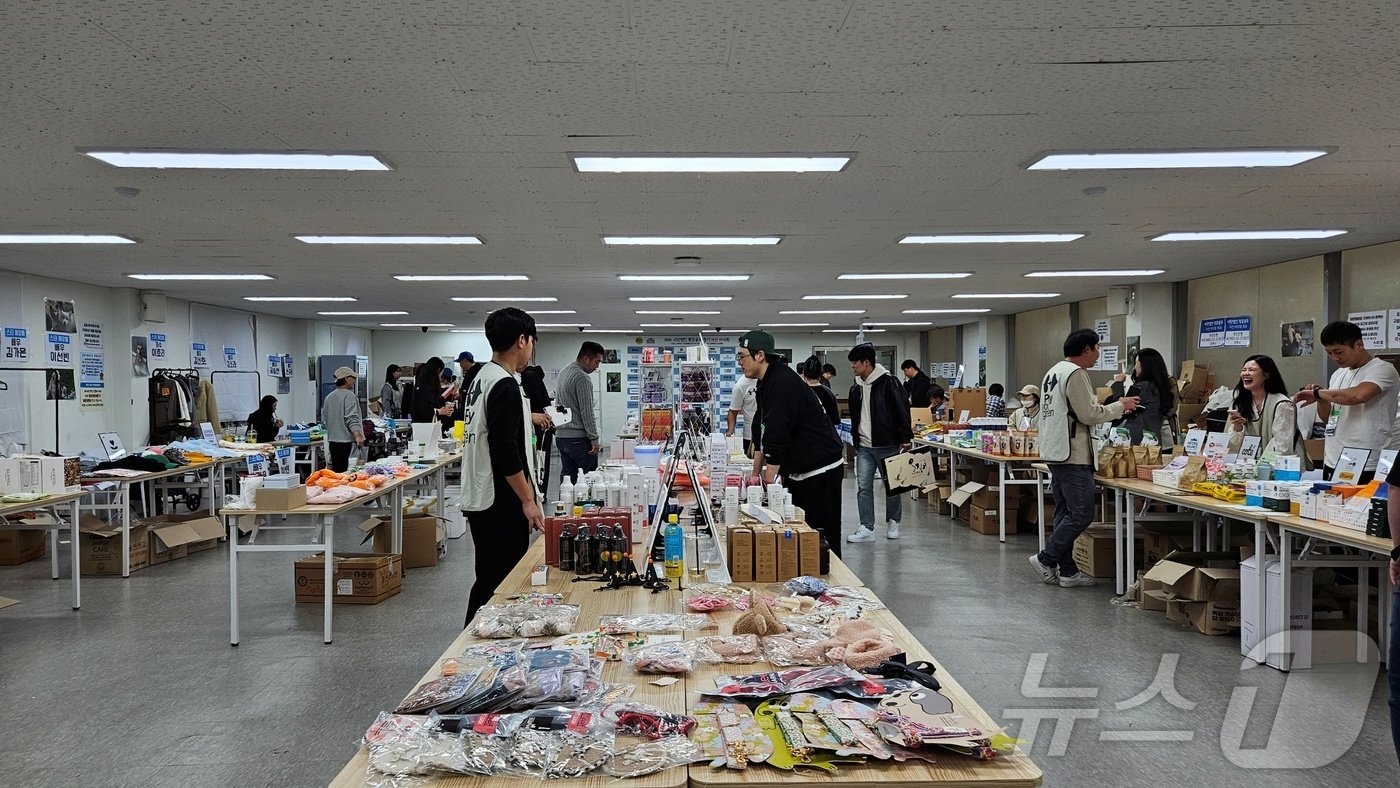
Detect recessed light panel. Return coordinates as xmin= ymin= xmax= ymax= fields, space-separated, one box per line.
xmin=318 ymin=311 xmax=408 ymax=316
xmin=451 ymin=297 xmax=558 ymax=302
xmin=837 ymin=273 xmax=970 ymax=280
xmin=629 ymin=296 xmax=732 ymax=302
xmin=606 ymin=238 xmax=779 ymax=246
xmin=1025 ymin=270 xmax=1164 ymax=277
xmin=245 ymin=296 xmax=356 ymax=302
xmin=1028 ymin=149 xmax=1329 ymax=170
xmin=302 ymin=236 xmax=482 ymax=245
xmin=902 ymin=308 xmax=991 ymax=314
xmin=618 ymin=275 xmax=751 ymax=282
xmin=128 ymin=274 xmax=272 ymax=281
xmin=0 ymin=234 xmax=136 ymax=244
xmin=951 ymin=293 xmax=1059 ymax=299
xmin=803 ymin=294 xmax=906 ymax=300
xmin=573 ymin=155 xmax=850 ymax=173
xmin=394 ymin=274 xmax=524 ymax=281
xmin=899 ymin=233 xmax=1083 ymax=244
xmin=82 ymin=149 xmax=391 ymax=170
xmin=1150 ymin=230 xmax=1346 ymax=241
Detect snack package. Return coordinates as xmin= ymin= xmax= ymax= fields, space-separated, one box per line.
xmin=599 ymin=612 xmax=712 ymax=634
xmin=693 ymin=634 xmax=763 ymax=664
xmin=626 ymin=640 xmax=696 ymax=674
xmin=471 ymin=604 xmax=580 ymax=638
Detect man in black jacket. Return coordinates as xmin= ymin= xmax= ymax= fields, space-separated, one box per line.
xmin=738 ymin=330 xmax=846 ymax=557
xmin=901 ymin=359 xmax=933 ymax=408
xmin=848 ymin=344 xmax=913 ymax=542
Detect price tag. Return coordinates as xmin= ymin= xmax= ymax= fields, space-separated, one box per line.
xmin=149 ymin=332 xmax=167 ymax=360
xmin=275 ymin=446 xmax=294 ymax=475
xmin=47 ymin=333 xmax=73 ymax=365
xmin=192 ymin=342 xmax=209 ymax=368
xmin=246 ymin=454 xmax=268 ymax=476
xmin=3 ymin=327 xmax=30 ymax=362
xmin=200 ymin=422 xmax=216 ymax=441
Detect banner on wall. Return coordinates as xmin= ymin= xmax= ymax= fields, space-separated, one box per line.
xmin=223 ymin=346 xmax=239 ymax=369
xmin=1198 ymin=318 xmax=1226 ymax=348
xmin=149 ymin=332 xmax=167 ymax=361
xmin=47 ymin=333 xmax=74 ymax=366
xmin=1223 ymin=316 xmax=1252 ymax=347
xmin=1389 ymin=310 xmax=1400 ymax=350
xmin=81 ymin=322 xmax=102 ymax=349
xmin=3 ymin=327 xmax=30 ymax=363
xmin=1348 ymin=310 xmax=1387 ymax=349
xmin=192 ymin=342 xmax=209 ymax=368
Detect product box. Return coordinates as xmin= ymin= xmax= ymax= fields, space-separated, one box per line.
xmin=261 ymin=473 xmax=301 ymax=489
xmin=0 ymin=458 xmax=21 ymax=494
xmin=1141 ymin=551 xmax=1239 ymax=602
xmin=793 ymin=525 xmax=822 ymax=576
xmin=294 ymin=552 xmax=402 ymax=604
xmin=147 ymin=513 xmax=225 ymax=564
xmin=968 ymin=506 xmax=1006 ymax=535
xmin=12 ymin=455 xmax=81 ymax=494
xmin=1070 ymin=524 xmax=1138 ymax=578
xmin=358 ymin=514 xmax=445 ymax=569
xmin=256 ymin=484 xmax=308 ymax=511
xmin=0 ymin=528 xmax=47 ymax=565
xmin=79 ymin=515 xmax=150 ymax=575
xmin=775 ymin=527 xmax=800 ymax=582
xmin=971 ymin=483 xmax=1020 ymax=510
xmin=1240 ymin=555 xmax=1313 ymax=669
xmin=1174 ymin=599 xmax=1241 ymax=635
xmin=753 ymin=527 xmax=777 ymax=583
xmin=727 ymin=526 xmax=754 ymax=582
xmin=910 ymin=407 xmax=934 ymax=427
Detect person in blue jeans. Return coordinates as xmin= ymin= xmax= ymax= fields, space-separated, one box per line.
xmin=846 ymin=344 xmax=912 ymax=542
xmin=1387 ymin=460 xmax=1400 ymax=764
xmin=554 ymin=341 xmax=604 ymax=483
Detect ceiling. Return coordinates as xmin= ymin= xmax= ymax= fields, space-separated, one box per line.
xmin=3 ymin=1 xmax=1400 ymax=333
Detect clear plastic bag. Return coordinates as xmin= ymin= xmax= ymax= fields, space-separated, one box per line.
xmin=683 ymin=583 xmax=752 ymax=612
xmin=760 ymin=633 xmax=832 ymax=667
xmin=693 ymin=634 xmax=762 ymax=664
xmin=701 ymin=665 xmax=866 ymax=698
xmin=490 ymin=707 xmax=618 ymax=779
xmin=363 ymin=713 xmax=435 ymax=785
xmin=602 ymin=701 xmax=698 ymax=740
xmin=625 ymin=640 xmax=696 ymax=674
xmin=472 ymin=603 xmax=580 ymax=638
xmin=605 ymin=736 xmax=707 ymax=777
xmin=599 ymin=613 xmax=711 ymax=634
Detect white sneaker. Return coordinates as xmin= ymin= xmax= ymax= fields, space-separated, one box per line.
xmin=1058 ymin=572 xmax=1096 ymax=588
xmin=886 ymin=522 xmax=900 ymax=539
xmin=1028 ymin=554 xmax=1058 ymax=584
xmin=846 ymin=528 xmax=876 ymax=543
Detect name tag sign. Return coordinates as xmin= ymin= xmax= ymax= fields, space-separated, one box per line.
xmin=200 ymin=422 xmax=217 ymax=441
xmin=275 ymin=446 xmax=294 ymax=475
xmin=246 ymin=454 xmax=268 ymax=476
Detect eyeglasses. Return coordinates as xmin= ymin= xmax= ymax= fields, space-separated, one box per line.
xmin=737 ymin=352 xmax=753 ymax=361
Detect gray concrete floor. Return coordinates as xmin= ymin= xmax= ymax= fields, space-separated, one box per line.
xmin=1 ymin=475 xmax=1395 ymax=787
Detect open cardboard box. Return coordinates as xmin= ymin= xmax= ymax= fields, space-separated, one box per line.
xmin=358 ymin=515 xmax=444 ymax=569
xmin=78 ymin=514 xmax=149 ymax=575
xmin=146 ymin=513 xmax=225 ymax=564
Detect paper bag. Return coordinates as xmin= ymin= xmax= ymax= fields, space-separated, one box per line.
xmin=1177 ymin=456 xmax=1208 ymax=490
xmin=882 ymin=447 xmax=936 ymax=495
xmin=1143 ymin=445 xmax=1162 ymax=465
xmin=1095 ymin=446 xmax=1119 ymax=477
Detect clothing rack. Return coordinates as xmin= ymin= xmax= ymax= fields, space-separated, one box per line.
xmin=151 ymin=368 xmax=199 ymax=378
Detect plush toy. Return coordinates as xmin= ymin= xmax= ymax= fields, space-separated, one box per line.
xmin=732 ymin=598 xmax=787 ymax=637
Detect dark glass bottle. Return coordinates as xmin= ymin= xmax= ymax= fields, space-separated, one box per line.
xmin=558 ymin=524 xmax=575 ymax=571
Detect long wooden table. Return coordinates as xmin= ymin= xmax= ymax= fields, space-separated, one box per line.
xmin=330 ymin=539 xmax=1042 ymax=787
xmin=0 ymin=490 xmax=87 ymax=609
xmin=913 ymin=438 xmax=1043 ymax=542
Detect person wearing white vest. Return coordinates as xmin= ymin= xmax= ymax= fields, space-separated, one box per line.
xmin=1030 ymin=329 xmax=1138 ymax=588
xmin=458 ymin=307 xmax=551 ymax=626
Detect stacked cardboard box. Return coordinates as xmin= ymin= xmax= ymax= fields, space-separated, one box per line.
xmin=0 ymin=529 xmax=47 ymax=565
xmin=358 ymin=515 xmax=446 ymax=569
xmin=726 ymin=523 xmax=822 ymax=582
xmin=1070 ymin=524 xmax=1144 ymax=578
xmin=294 ymin=552 xmax=402 ymax=604
xmin=1140 ymin=551 xmax=1240 ymax=635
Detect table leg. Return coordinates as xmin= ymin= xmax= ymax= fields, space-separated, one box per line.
xmin=1279 ymin=526 xmax=1292 ymax=671
xmin=1256 ymin=520 xmax=1271 ymax=667
xmin=436 ymin=466 xmax=447 ymax=521
xmin=1192 ymin=512 xmax=1201 ymax=551
xmin=70 ymin=498 xmax=81 ymax=609
xmin=121 ymin=484 xmax=131 ymax=578
xmin=1125 ymin=492 xmax=1137 ymax=590
xmin=49 ymin=526 xmax=59 ymax=580
xmin=392 ymin=486 xmax=404 ymax=554
xmin=209 ymin=465 xmax=218 ymax=515
xmin=1114 ymin=488 xmax=1125 ymax=596
xmin=1037 ymin=470 xmax=1048 ymax=553
xmin=997 ymin=461 xmax=1007 ymax=543
xmin=1359 ymin=566 xmax=1370 ymax=662
xmin=324 ymin=515 xmax=334 ymax=644
xmin=229 ymin=515 xmax=240 ymax=646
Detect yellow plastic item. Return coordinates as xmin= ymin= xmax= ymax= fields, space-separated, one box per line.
xmin=452 ymin=421 xmax=464 ymax=441
xmin=1191 ymin=482 xmax=1245 ymax=503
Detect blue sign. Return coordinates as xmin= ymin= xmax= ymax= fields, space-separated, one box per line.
xmin=1198 ymin=318 xmax=1227 ymax=348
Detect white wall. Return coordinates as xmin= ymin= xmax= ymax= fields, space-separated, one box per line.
xmin=960 ymin=323 xmax=982 ymax=385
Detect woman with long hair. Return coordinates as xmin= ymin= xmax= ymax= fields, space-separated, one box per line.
xmin=379 ymin=364 xmax=402 ymax=418
xmin=799 ymin=355 xmax=840 ymax=424
xmin=410 ymin=357 xmax=453 ymax=423
xmin=1107 ymin=347 xmax=1176 ymax=445
xmin=1227 ymin=354 xmax=1309 ymax=466
xmin=246 ymin=395 xmax=283 ymax=442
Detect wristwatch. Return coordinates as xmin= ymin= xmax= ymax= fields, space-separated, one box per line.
xmin=1391 ymin=544 xmax=1400 ymax=562
xmin=1311 ymin=384 xmax=1324 ymax=398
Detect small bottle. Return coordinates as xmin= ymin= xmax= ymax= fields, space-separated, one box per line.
xmin=611 ymin=523 xmax=627 ymax=567
xmin=560 ymin=478 xmax=575 ymax=506
xmin=558 ymin=524 xmax=575 ymax=571
xmin=663 ymin=514 xmax=683 ymax=579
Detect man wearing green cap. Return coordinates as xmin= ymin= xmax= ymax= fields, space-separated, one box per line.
xmin=738 ymin=330 xmax=846 ymax=556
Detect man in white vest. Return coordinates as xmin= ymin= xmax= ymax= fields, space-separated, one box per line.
xmin=1030 ymin=329 xmax=1138 ymax=588
xmin=458 ymin=307 xmax=549 ymax=625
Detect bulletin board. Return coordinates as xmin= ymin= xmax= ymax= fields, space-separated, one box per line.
xmin=190 ymin=303 xmax=259 ymax=424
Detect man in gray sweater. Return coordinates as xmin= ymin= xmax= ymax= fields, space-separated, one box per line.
xmin=555 ymin=341 xmax=604 ymax=482
xmin=322 ymin=366 xmax=365 ymax=472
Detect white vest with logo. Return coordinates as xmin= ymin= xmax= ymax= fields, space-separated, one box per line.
xmin=1037 ymin=360 xmax=1088 ymax=464
xmin=457 ymin=361 xmax=539 ymax=512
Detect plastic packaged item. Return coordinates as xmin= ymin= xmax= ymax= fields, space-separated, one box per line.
xmin=760 ymin=633 xmax=833 ymax=667
xmin=494 ymin=707 xmax=618 ymax=779
xmin=784 ymin=576 xmax=828 ymax=597
xmin=691 ymin=701 xmax=774 ymax=769
xmin=701 ymin=665 xmax=866 ymax=698
xmin=471 ymin=603 xmax=580 ymax=638
xmin=693 ymin=634 xmax=762 ymax=664
xmin=395 ymin=672 xmax=483 ymax=714
xmin=626 ymin=640 xmax=696 ymax=674
xmin=605 ymin=736 xmax=706 ymax=778
xmin=684 ymin=583 xmax=752 ymax=612
xmin=602 ymin=701 xmax=698 ymax=740
xmin=598 ymin=613 xmax=712 ymax=634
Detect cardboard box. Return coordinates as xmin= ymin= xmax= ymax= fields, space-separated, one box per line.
xmin=1019 ymin=498 xmax=1054 ymax=528
xmin=795 ymin=526 xmax=821 ymax=576
xmin=1239 ymin=555 xmax=1312 ymax=668
xmin=955 ymin=462 xmax=994 ymax=485
xmin=79 ymin=515 xmax=150 ymax=575
xmin=753 ymin=528 xmax=777 ymax=583
xmin=1177 ymin=360 xmax=1209 ymax=404
xmin=968 ymin=506 xmax=1006 ymax=535
xmin=1141 ymin=551 xmax=1239 ymax=602
xmin=971 ymin=483 xmax=1020 ymax=510
xmin=910 ymin=407 xmax=934 ymax=427
xmin=1179 ymin=599 xmax=1241 ymax=635
xmin=727 ymin=526 xmax=754 ymax=582
xmin=359 ymin=515 xmax=444 ymax=569
xmin=775 ymin=527 xmax=800 ymax=582
xmin=255 ymin=484 xmax=308 ymax=511
xmin=0 ymin=528 xmax=47 ymax=565
xmin=1139 ymin=589 xmax=1173 ymax=612
xmin=1165 ymin=598 xmax=1190 ymax=626
xmin=294 ymin=552 xmax=402 ymax=604
xmin=145 ymin=513 xmax=225 ymax=565
xmin=924 ymin=486 xmax=951 ymax=515
xmin=1175 ymin=404 xmax=1207 ymax=431
xmin=1071 ymin=524 xmax=1136 ymax=578
xmin=1140 ymin=523 xmax=1195 ymax=569
xmin=1303 ymin=439 xmax=1325 ymax=464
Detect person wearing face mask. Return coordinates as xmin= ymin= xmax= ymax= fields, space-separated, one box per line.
xmin=1295 ymin=320 xmax=1400 ymax=482
xmin=1225 ymin=354 xmax=1309 ymax=466
xmin=1009 ymin=385 xmax=1040 ymax=428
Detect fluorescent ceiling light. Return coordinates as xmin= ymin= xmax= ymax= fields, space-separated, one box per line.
xmin=1028 ymin=149 xmax=1329 ymax=170
xmin=245 ymin=296 xmax=356 ymax=302
xmin=779 ymin=309 xmax=865 ymax=315
xmin=395 ymin=274 xmax=525 ymax=281
xmin=381 ymin=323 xmax=454 ymax=328
xmin=803 ymin=294 xmax=906 ymax=301
xmin=0 ymin=234 xmax=136 ymax=244
xmin=318 ymin=311 xmax=408 ymax=316
xmin=864 ymin=322 xmax=932 ymax=327
xmin=536 ymin=323 xmax=592 ymax=328
xmin=902 ymin=308 xmax=991 ymax=314
xmin=1025 ymin=270 xmax=1165 ymax=278
xmin=635 ymin=310 xmax=722 ymax=315
xmin=1151 ymin=230 xmax=1347 ymax=241
xmin=573 ymin=155 xmax=850 ymax=173
xmin=128 ymin=274 xmax=272 ymax=281
xmin=952 ymin=293 xmax=1060 ymax=299
xmin=606 ymin=237 xmax=779 ymax=247
xmin=629 ymin=296 xmax=732 ymax=302
xmin=587 ymin=330 xmax=645 ymax=334
xmin=759 ymin=323 xmax=830 ymax=328
xmin=301 ymin=235 xmax=482 ymax=245
xmin=82 ymin=149 xmax=391 ymax=171
xmin=823 ymin=329 xmax=885 ymax=333
xmin=899 ymin=233 xmax=1083 ymax=244
xmin=525 ymin=310 xmax=577 ymax=315
xmin=617 ymin=274 xmax=751 ymax=282
xmin=639 ymin=323 xmax=711 ymax=328
xmin=838 ymin=273 xmax=970 ymax=280
xmin=451 ymin=297 xmax=558 ymax=302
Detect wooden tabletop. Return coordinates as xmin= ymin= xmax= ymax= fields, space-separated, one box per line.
xmin=230 ymin=455 xmax=461 ymax=517
xmin=330 ymin=536 xmax=1040 ymax=787
xmin=1095 ymin=477 xmax=1274 ymax=523
xmin=0 ymin=489 xmax=88 ymax=519
xmin=1266 ymin=512 xmax=1393 ymax=554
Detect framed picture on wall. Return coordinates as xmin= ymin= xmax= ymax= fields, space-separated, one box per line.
xmin=1281 ymin=321 xmax=1313 ymax=357
xmin=602 ymin=348 xmax=620 ymax=364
